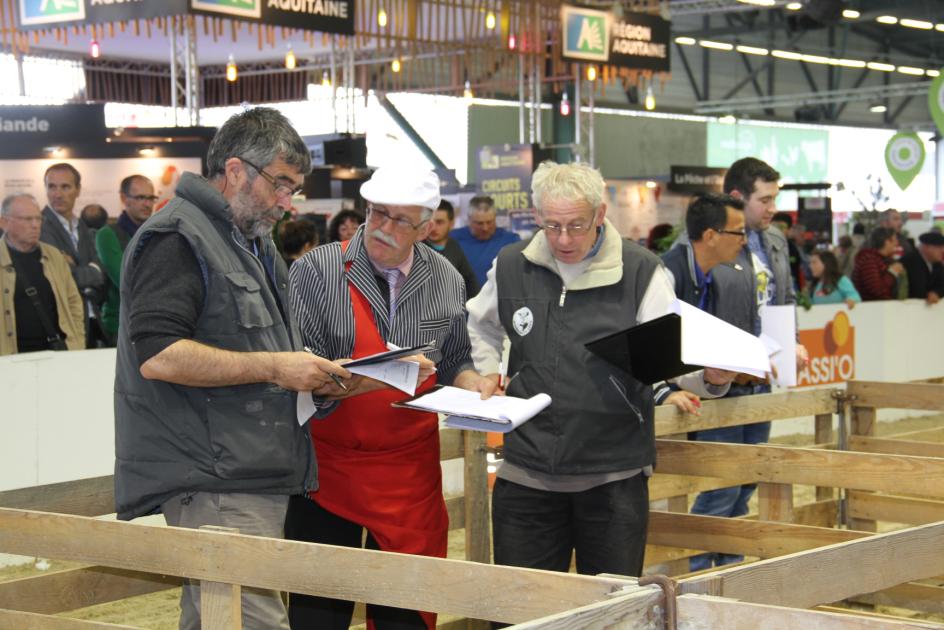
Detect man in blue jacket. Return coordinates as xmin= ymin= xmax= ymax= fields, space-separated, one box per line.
xmin=450 ymin=195 xmax=520 ymax=289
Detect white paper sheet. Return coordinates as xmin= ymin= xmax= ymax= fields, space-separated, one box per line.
xmin=297 ymin=391 xmax=316 ymax=426
xmin=670 ymin=299 xmax=771 ymax=378
xmin=760 ymin=304 xmax=798 ymax=387
xmin=403 ymin=386 xmax=552 ymax=431
xmin=348 ymin=360 xmax=420 ymax=395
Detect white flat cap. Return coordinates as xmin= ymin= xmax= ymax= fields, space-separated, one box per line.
xmin=360 ymin=166 xmax=441 ymax=211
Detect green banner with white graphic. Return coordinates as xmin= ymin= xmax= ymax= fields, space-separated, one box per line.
xmin=929 ymin=69 xmax=944 ymax=136
xmin=884 ymin=132 xmax=925 ymax=191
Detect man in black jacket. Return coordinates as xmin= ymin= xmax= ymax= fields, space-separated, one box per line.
xmin=40 ymin=163 xmax=107 ymax=347
xmin=424 ymin=199 xmax=478 ymax=298
xmin=902 ymin=232 xmax=944 ymax=304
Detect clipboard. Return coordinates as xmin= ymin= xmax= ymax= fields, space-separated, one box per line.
xmin=584 ymin=313 xmax=702 ymax=385
xmin=344 ymin=342 xmax=435 ymax=368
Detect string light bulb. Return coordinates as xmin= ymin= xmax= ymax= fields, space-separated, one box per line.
xmin=485 ymin=11 xmax=496 ymax=30
xmin=586 ymin=65 xmax=597 ymax=81
xmin=644 ymin=82 xmax=655 ymax=110
xmin=284 ymin=46 xmax=296 ymax=70
xmin=226 ymin=54 xmax=237 ymax=82
xmin=89 ymin=39 xmax=101 ymax=59
xmin=321 ymin=71 xmax=331 ymax=87
xmin=463 ymin=80 xmax=474 ymax=100
xmin=559 ymin=91 xmax=571 ymax=117
xmin=507 ymin=33 xmax=517 ymax=50
xmin=377 ymin=8 xmax=388 ymax=27
xmin=391 ymin=58 xmax=401 ymax=73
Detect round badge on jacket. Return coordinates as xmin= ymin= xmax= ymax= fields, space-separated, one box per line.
xmin=512 ymin=307 xmax=534 ymax=336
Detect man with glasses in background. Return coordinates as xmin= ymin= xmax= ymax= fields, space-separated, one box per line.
xmin=467 ymin=160 xmax=713 ymax=580
xmin=95 ymin=175 xmax=158 ymax=344
xmin=286 ymin=165 xmax=494 ymax=630
xmin=450 ymin=194 xmax=520 ymax=291
xmin=114 ymin=107 xmax=351 ymax=630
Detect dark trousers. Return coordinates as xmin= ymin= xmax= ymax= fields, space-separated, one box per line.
xmin=492 ymin=474 xmax=649 ymax=577
xmin=284 ymin=494 xmax=427 ymax=630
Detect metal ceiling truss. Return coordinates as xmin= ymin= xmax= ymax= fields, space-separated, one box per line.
xmin=694 ymin=80 xmax=932 ymax=117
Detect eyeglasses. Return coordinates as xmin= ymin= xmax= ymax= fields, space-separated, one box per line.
xmin=239 ymin=157 xmax=303 ymax=198
xmin=717 ymin=228 xmax=747 ymax=238
xmin=540 ymin=214 xmax=597 ymax=237
xmin=367 ymin=204 xmax=428 ymax=233
xmin=128 ymin=195 xmax=159 ymax=202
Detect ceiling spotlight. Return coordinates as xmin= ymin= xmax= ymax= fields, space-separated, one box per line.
xmin=718 ymin=114 xmax=737 ymax=124
xmin=377 ymin=8 xmax=388 ymax=27
xmin=586 ymin=65 xmax=597 ymax=81
xmin=675 ymin=36 xmax=696 ymax=45
xmin=644 ymin=83 xmax=655 ymax=111
xmin=928 ymin=69 xmax=941 ymax=77
xmin=866 ymin=61 xmax=895 ymax=72
xmin=736 ymin=0 xmax=774 ymax=6
xmin=876 ymin=15 xmax=898 ymax=25
xmin=736 ymin=45 xmax=769 ymax=56
xmin=897 ymin=66 xmax=925 ymax=76
xmin=226 ymin=54 xmax=237 ymax=82
xmin=869 ymin=104 xmax=887 ymax=113
xmin=645 ymin=181 xmax=658 ymax=189
xmin=391 ymin=58 xmax=401 ymax=73
xmin=138 ymin=146 xmax=157 ymax=157
xmin=284 ymin=46 xmax=296 ymax=70
xmin=899 ymin=18 xmax=932 ymax=30
xmin=785 ymin=2 xmax=802 ymax=10
xmin=841 ymin=9 xmax=860 ymax=19
xmin=485 ymin=11 xmax=496 ymax=30
xmin=700 ymin=40 xmax=734 ymax=51
xmin=89 ymin=39 xmax=101 ymax=59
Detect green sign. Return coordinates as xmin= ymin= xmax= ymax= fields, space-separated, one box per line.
xmin=929 ymin=69 xmax=944 ymax=136
xmin=191 ymin=0 xmax=261 ymax=19
xmin=706 ymin=122 xmax=829 ymax=183
xmin=561 ymin=4 xmax=610 ymax=63
xmin=18 ymin=0 xmax=85 ymax=27
xmin=884 ymin=132 xmax=924 ymax=191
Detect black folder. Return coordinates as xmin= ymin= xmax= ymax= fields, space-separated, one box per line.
xmin=584 ymin=313 xmax=702 ymax=385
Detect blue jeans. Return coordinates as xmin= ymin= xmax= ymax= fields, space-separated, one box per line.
xmin=689 ymin=385 xmax=771 ymax=572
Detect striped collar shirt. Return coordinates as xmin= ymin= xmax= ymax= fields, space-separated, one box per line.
xmin=289 ymin=226 xmax=476 ymax=405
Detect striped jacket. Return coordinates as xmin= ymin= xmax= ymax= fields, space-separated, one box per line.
xmin=289 ymin=226 xmax=476 ymax=392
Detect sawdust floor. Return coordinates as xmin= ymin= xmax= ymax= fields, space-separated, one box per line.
xmin=1 ymin=412 xmax=941 ymax=628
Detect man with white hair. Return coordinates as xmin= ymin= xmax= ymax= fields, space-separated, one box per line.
xmin=466 ymin=161 xmax=721 ymax=579
xmin=1 ymin=193 xmax=84 ymax=355
xmin=286 ymin=165 xmax=495 ymax=630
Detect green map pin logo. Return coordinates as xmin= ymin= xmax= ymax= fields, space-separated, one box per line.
xmin=929 ymin=70 xmax=944 ymax=136
xmin=885 ymin=132 xmax=924 ymax=190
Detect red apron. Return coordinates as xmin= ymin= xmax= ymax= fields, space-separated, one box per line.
xmin=309 ymin=246 xmax=446 ymax=629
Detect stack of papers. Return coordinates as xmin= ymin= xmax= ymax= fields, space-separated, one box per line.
xmin=394 ymin=386 xmax=552 ymax=433
xmin=669 ymin=299 xmax=771 ymax=378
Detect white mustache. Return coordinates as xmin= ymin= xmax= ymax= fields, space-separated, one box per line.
xmin=369 ymin=229 xmax=399 ymax=248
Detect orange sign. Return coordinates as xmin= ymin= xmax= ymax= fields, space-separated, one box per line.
xmin=796 ymin=311 xmax=855 ymax=386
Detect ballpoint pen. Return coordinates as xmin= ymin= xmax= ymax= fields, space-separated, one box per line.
xmin=304 ymin=346 xmax=347 ymax=391
xmin=503 ymin=370 xmax=521 ymax=390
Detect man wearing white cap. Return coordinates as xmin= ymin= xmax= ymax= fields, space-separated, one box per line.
xmin=285 ymin=165 xmax=495 ymax=630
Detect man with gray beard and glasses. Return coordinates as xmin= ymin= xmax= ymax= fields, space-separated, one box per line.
xmin=113 ymin=107 xmax=352 ymax=630
xmin=286 ymin=165 xmax=495 ymax=630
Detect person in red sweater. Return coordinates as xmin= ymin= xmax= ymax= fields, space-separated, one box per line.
xmin=852 ymin=226 xmax=905 ymax=300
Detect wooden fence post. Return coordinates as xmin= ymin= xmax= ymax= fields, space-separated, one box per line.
xmin=199 ymin=526 xmax=242 ymax=630
xmin=463 ymin=430 xmax=490 ymax=564
xmin=814 ymin=412 xmax=834 ymax=502
xmin=848 ymin=406 xmax=878 ymax=532
xmin=758 ymin=483 xmax=794 ymax=523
